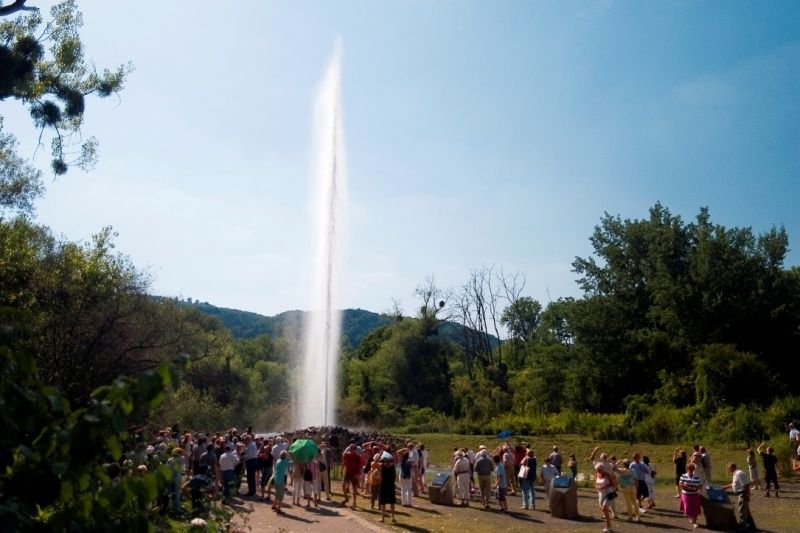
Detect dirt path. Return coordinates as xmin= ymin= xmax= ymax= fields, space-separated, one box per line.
xmin=233 ymin=491 xmax=387 ymax=533
xmin=231 ymin=479 xmax=800 ymax=532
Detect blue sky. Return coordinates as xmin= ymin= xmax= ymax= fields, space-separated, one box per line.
xmin=4 ymin=0 xmax=799 ymax=317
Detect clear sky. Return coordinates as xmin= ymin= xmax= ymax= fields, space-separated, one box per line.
xmin=4 ymin=0 xmax=799 ymax=317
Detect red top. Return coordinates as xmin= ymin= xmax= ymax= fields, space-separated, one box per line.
xmin=513 ymin=448 xmax=527 ymax=465
xmin=342 ymin=450 xmax=363 ymax=476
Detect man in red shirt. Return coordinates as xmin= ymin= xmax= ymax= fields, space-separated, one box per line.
xmin=342 ymin=443 xmax=363 ymax=508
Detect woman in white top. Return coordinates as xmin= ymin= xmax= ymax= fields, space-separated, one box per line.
xmin=452 ymin=450 xmax=471 ymax=506
xmin=595 ymin=464 xmax=616 ymax=533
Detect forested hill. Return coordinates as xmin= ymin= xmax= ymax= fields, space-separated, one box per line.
xmin=179 ymin=301 xmax=500 ymax=350
xmin=182 ymin=301 xmax=392 ymax=347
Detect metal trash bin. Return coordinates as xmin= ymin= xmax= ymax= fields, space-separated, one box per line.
xmin=549 ymin=476 xmax=579 ymax=519
xmin=428 ymin=472 xmax=454 ymax=505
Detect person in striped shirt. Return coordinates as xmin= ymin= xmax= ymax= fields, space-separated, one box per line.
xmin=679 ymin=462 xmax=702 ymax=529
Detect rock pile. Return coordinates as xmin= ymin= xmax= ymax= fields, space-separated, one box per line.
xmin=281 ymin=426 xmax=408 ymax=462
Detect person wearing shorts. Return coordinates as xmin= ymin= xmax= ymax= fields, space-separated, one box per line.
xmin=493 ymin=454 xmax=508 ymax=511
xmin=342 ymin=444 xmax=363 ymax=508
xmin=271 ymin=450 xmax=290 ymax=514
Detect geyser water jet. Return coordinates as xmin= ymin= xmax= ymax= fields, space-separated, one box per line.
xmin=297 ymin=42 xmax=346 ymax=428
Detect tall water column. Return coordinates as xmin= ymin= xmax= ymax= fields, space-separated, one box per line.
xmin=297 ymin=43 xmax=346 ymax=428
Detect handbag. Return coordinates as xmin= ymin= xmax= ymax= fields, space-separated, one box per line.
xmin=606 ymin=490 xmax=618 ymax=500
xmin=518 ymin=465 xmax=530 ymax=479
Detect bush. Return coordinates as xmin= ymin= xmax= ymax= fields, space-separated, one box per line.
xmin=156 ymin=384 xmax=232 ymax=433
xmin=763 ymin=396 xmax=800 ymax=439
xmin=388 ymin=405 xmax=456 ymax=434
xmin=1 ymin=317 xmax=186 ymax=531
xmin=704 ymin=405 xmax=766 ymax=445
xmin=631 ymin=406 xmax=688 ymax=443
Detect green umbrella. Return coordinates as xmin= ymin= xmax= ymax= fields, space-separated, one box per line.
xmin=288 ymin=439 xmax=320 ymax=463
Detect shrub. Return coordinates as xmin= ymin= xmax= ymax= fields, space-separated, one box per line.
xmin=763 ymin=396 xmax=800 ymax=439
xmin=631 ymin=406 xmax=688 ymax=443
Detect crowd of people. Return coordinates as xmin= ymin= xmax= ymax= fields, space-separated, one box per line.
xmin=113 ymin=424 xmax=798 ymax=531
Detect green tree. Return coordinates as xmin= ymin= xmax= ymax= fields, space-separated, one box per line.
xmin=0 ymin=118 xmax=42 ymax=212
xmin=570 ymin=204 xmax=799 ymax=409
xmin=0 ymin=307 xmax=183 ymax=531
xmin=0 ymin=218 xmax=224 ymax=406
xmin=500 ymin=295 xmax=541 ymax=369
xmin=693 ymin=344 xmax=772 ymax=411
xmin=1 ymin=0 xmax=131 ymax=176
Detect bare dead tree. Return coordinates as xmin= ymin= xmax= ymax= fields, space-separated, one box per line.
xmin=451 ymin=266 xmax=507 ymax=375
xmin=414 ymin=276 xmax=451 ymax=328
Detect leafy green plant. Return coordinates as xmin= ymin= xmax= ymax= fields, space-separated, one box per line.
xmin=0 ymin=309 xmax=187 ymax=531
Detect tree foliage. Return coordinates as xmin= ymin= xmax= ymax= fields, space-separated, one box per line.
xmin=0 ymin=218 xmax=227 ymax=406
xmin=0 ymin=307 xmax=182 ymax=531
xmin=0 ymin=0 xmax=131 ymax=177
xmin=333 ymin=203 xmax=799 ymax=439
xmin=570 ymin=203 xmax=799 ymax=410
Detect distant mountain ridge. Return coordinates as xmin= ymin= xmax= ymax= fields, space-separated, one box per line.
xmin=181 ymin=300 xmax=500 ymax=349
xmin=184 ymin=301 xmax=392 ymax=348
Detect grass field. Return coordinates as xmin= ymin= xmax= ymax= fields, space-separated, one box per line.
xmin=337 ymin=433 xmax=800 ymax=532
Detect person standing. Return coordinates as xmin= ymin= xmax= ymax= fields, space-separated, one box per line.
xmin=549 ymin=445 xmax=563 ymax=475
xmin=757 ymin=441 xmax=779 ymax=497
xmin=310 ymin=454 xmax=321 ymax=504
xmin=243 ymin=435 xmax=258 ymax=498
xmin=418 ymin=443 xmax=429 ymax=494
xmin=271 ymin=450 xmax=290 ymax=514
xmin=368 ymin=453 xmax=382 ymax=509
xmin=474 ymin=447 xmax=494 ymax=509
xmin=679 ymin=462 xmax=702 ymax=529
xmin=643 ymin=456 xmax=656 ymax=509
xmin=407 ymin=442 xmax=420 ymax=496
xmin=616 ymin=460 xmax=640 ymax=522
xmin=690 ymin=445 xmax=705 ymax=484
xmin=502 ymin=445 xmax=517 ymax=495
xmin=567 ymin=453 xmax=578 ymax=479
xmin=541 ymin=457 xmax=559 ymax=498
xmin=519 ymin=449 xmax=537 ymax=510
xmin=399 ymin=449 xmax=414 ymax=507
xmin=594 ymin=464 xmax=616 ymax=533
xmin=746 ymin=448 xmax=762 ymax=491
xmin=724 ymin=462 xmax=757 ymax=531
xmin=318 ymin=442 xmax=333 ymax=501
xmin=673 ymin=448 xmax=687 ymax=499
xmin=788 ymin=422 xmax=799 ymax=442
xmin=453 ymin=450 xmax=471 ymax=506
xmin=290 ymin=459 xmax=304 ymax=506
xmin=200 ymin=443 xmax=219 ymax=496
xmin=630 ymin=453 xmax=650 ymax=512
xmin=379 ymin=453 xmax=397 ymax=524
xmin=219 ymin=444 xmax=239 ymax=503
xmin=342 ymin=443 xmax=362 ymax=508
xmin=699 ymin=446 xmax=712 ymax=484
xmin=493 ymin=454 xmax=508 ymax=512
xmin=259 ymin=439 xmax=274 ymax=501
